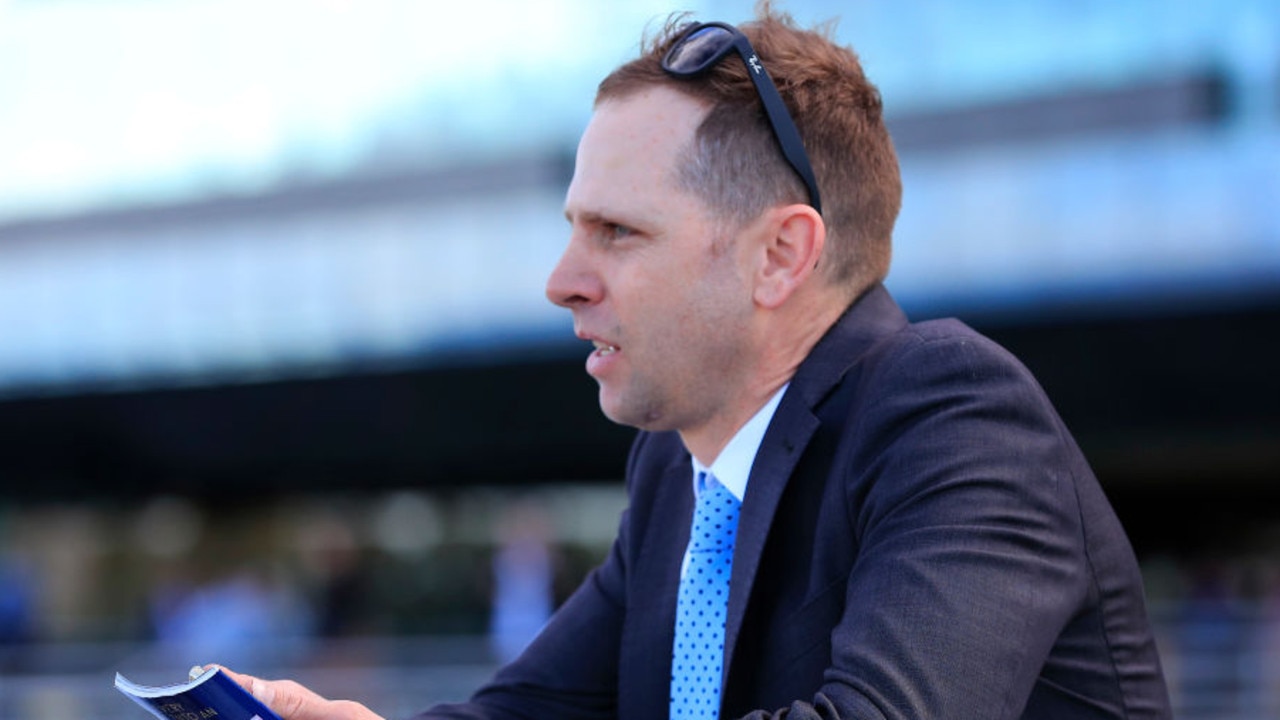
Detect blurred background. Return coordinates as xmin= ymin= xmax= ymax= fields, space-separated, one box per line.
xmin=0 ymin=0 xmax=1277 ymax=717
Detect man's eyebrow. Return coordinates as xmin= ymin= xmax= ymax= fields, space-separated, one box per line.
xmin=564 ymin=209 xmax=609 ymax=225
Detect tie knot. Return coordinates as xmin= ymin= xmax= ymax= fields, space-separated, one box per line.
xmin=690 ymin=474 xmax=740 ymax=553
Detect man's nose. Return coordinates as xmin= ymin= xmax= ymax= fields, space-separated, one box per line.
xmin=545 ymin=237 xmax=602 ymax=309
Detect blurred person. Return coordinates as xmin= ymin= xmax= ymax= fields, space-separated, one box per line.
xmin=151 ymin=566 xmax=311 ymax=669
xmin=0 ymin=552 xmax=36 ymax=646
xmin=219 ymin=3 xmax=1171 ymax=718
xmin=296 ymin=511 xmax=372 ymax=639
xmin=488 ymin=500 xmax=556 ymax=664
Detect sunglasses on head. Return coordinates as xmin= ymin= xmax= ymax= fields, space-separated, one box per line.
xmin=661 ymin=21 xmax=823 ymax=216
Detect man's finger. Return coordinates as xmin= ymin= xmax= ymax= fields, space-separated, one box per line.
xmin=209 ymin=665 xmax=384 ymax=720
xmin=209 ymin=665 xmax=292 ymax=711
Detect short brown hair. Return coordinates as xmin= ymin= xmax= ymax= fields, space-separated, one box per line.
xmin=596 ymin=1 xmax=902 ymax=297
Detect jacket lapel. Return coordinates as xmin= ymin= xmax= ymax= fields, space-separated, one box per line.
xmin=720 ymin=284 xmax=909 ymax=689
xmin=721 ymin=396 xmax=820 ymax=684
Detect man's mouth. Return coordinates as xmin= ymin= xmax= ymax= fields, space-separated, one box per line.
xmin=593 ymin=340 xmax=619 ymax=356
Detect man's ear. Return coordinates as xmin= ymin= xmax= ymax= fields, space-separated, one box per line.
xmin=753 ymin=204 xmax=825 ymax=309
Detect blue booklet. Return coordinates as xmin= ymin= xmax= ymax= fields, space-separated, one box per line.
xmin=114 ymin=666 xmax=282 ymax=720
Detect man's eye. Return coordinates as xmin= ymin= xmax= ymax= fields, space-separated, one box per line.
xmin=604 ymin=223 xmax=634 ymax=240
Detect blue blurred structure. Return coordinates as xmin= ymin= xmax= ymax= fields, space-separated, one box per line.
xmin=0 ymin=2 xmax=1277 ymax=719
xmin=0 ymin=0 xmax=1275 ymax=399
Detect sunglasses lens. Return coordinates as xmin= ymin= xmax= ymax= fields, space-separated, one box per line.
xmin=664 ymin=25 xmax=735 ymax=74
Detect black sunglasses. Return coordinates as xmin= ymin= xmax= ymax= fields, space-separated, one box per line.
xmin=661 ymin=21 xmax=822 ymax=215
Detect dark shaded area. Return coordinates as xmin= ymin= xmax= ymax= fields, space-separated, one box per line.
xmin=1 ymin=296 xmax=1277 ymax=560
xmin=0 ymin=350 xmax=633 ymax=501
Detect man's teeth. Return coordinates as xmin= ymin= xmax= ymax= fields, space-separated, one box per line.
xmin=593 ymin=341 xmax=619 ymax=355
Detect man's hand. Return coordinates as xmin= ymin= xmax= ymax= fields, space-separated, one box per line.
xmin=214 ymin=665 xmax=386 ymax=720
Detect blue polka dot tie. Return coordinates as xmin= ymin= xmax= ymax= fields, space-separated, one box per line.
xmin=670 ymin=472 xmax=741 ymax=720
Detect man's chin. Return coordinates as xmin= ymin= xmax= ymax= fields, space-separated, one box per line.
xmin=597 ymin=394 xmax=636 ymax=429
xmin=598 ymin=390 xmax=665 ymax=431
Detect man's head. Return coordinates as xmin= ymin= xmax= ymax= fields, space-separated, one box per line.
xmin=547 ymin=4 xmax=900 ymax=460
xmin=596 ymin=2 xmax=902 ymax=299
xmin=550 ymin=85 xmax=762 ymax=453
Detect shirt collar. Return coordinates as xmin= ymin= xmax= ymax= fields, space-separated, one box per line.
xmin=690 ymin=383 xmax=789 ymax=503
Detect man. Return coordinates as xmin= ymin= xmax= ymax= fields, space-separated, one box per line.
xmin=223 ymin=5 xmax=1172 ymax=718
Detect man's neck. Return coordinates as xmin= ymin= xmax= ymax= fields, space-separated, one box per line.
xmin=682 ymin=384 xmax=790 ymax=497
xmin=680 ymin=380 xmax=788 ymax=467
xmin=682 ymin=284 xmax=847 ymax=465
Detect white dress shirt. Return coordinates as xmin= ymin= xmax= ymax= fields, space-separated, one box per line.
xmin=689 ymin=383 xmax=789 ymax=502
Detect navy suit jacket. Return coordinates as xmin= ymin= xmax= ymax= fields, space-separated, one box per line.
xmin=419 ymin=285 xmax=1171 ymax=719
